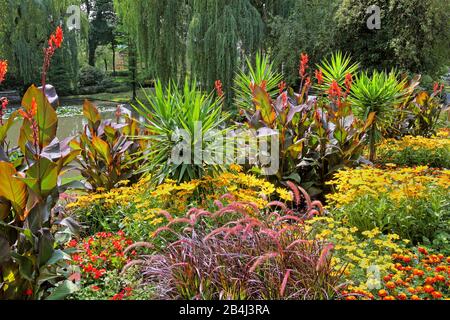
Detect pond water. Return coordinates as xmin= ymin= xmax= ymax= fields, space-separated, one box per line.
xmin=5 ymin=100 xmax=123 ymax=147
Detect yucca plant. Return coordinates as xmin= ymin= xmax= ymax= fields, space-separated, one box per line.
xmin=349 ymin=70 xmax=406 ymax=161
xmin=234 ymin=53 xmax=283 ymax=112
xmin=132 ymin=79 xmax=231 ymax=184
xmin=316 ymin=51 xmax=359 ymax=90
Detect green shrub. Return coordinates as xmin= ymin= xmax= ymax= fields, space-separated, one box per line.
xmin=377 ymin=136 xmax=450 ymax=168
xmin=78 ymin=65 xmax=105 ymax=87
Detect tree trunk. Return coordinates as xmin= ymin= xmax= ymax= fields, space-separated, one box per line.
xmin=369 ymin=125 xmax=377 ymax=162
xmin=112 ymin=38 xmax=116 ymax=76
xmin=88 ymin=39 xmax=97 ymax=66
xmin=129 ymin=39 xmax=137 ymax=100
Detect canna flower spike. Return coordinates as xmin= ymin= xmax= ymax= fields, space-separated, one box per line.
xmin=0 ymin=60 xmax=7 ymax=83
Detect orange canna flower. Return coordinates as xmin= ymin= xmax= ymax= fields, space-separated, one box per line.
xmin=54 ymin=26 xmax=63 ymax=48
xmin=0 ymin=60 xmax=7 ymax=83
xmin=31 ymin=97 xmax=38 ymax=117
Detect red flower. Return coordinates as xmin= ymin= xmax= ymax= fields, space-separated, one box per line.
xmin=299 ymin=53 xmax=309 ymax=78
xmin=54 ymin=26 xmax=63 ymax=48
xmin=111 ymin=292 xmax=124 ymax=300
xmin=260 ymin=80 xmax=267 ymax=91
xmin=315 ymin=69 xmax=323 ymax=85
xmin=0 ymin=60 xmax=7 ymax=83
xmin=328 ymin=80 xmax=342 ymax=101
xmin=215 ymin=80 xmax=224 ymax=98
xmin=344 ymin=73 xmax=353 ymax=94
xmin=304 ymin=77 xmax=311 ymax=89
xmin=281 ymin=92 xmax=288 ymax=110
xmin=91 ymin=286 xmax=101 ymax=292
xmin=24 ymin=289 xmax=33 ymax=296
xmin=278 ymin=81 xmax=286 ymax=94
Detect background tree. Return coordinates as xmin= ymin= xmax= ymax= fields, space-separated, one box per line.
xmin=114 ymin=0 xmax=190 ymax=84
xmin=335 ymin=0 xmax=450 ymax=81
xmin=85 ymin=0 xmax=117 ymax=67
xmin=267 ymin=0 xmax=339 ymax=86
xmin=187 ymin=0 xmax=265 ymax=98
xmin=0 ymin=0 xmax=82 ymax=91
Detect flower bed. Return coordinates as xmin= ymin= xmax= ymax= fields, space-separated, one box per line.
xmin=377 ymin=135 xmax=450 ymax=168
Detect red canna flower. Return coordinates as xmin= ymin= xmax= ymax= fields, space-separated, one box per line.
xmin=299 ymin=53 xmax=309 ymax=78
xmin=304 ymin=77 xmax=311 ymax=89
xmin=215 ymin=80 xmax=224 ymax=98
xmin=328 ymin=80 xmax=342 ymax=101
xmin=0 ymin=97 xmax=8 ymax=125
xmin=278 ymin=81 xmax=286 ymax=94
xmin=281 ymin=92 xmax=288 ymax=110
xmin=260 ymin=80 xmax=267 ymax=91
xmin=433 ymin=82 xmax=440 ymax=95
xmin=315 ymin=69 xmax=323 ymax=85
xmin=0 ymin=60 xmax=7 ymax=83
xmin=344 ymin=73 xmax=353 ymax=94
xmin=54 ymin=26 xmax=63 ymax=48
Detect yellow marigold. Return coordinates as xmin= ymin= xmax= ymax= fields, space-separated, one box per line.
xmin=326 ymin=166 xmax=448 ymax=208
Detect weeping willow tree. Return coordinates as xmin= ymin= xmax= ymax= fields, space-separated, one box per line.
xmin=187 ymin=0 xmax=265 ymax=97
xmin=114 ymin=0 xmax=265 ymax=96
xmin=114 ymin=0 xmax=190 ymax=84
xmin=1 ymin=0 xmax=82 ymax=87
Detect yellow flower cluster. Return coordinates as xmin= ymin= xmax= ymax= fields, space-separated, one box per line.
xmin=326 ymin=166 xmax=450 ymax=208
xmin=436 ymin=128 xmax=450 ymax=139
xmin=378 ymin=135 xmax=450 ymax=154
xmin=306 ymin=216 xmax=409 ymax=292
xmin=67 ymin=170 xmax=293 ymax=224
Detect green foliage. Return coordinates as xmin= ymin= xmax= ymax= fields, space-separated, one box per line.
xmin=406 ymin=91 xmax=445 ymax=137
xmin=114 ymin=0 xmax=190 ymax=84
xmin=241 ymin=54 xmax=374 ymax=196
xmin=78 ymin=65 xmax=106 ymax=87
xmin=132 ymin=79 xmax=231 ymax=184
xmin=377 ymin=136 xmax=450 ymax=168
xmin=1 ymin=0 xmax=81 ymax=86
xmin=317 ymin=52 xmax=359 ymax=90
xmin=268 ymin=0 xmax=340 ymax=85
xmin=0 ymin=85 xmax=81 ymax=300
xmin=335 ymin=0 xmax=450 ymax=78
xmin=331 ymin=186 xmax=450 ymax=245
xmin=70 ymin=100 xmax=143 ymax=191
xmin=234 ymin=53 xmax=283 ymax=112
xmin=349 ymin=70 xmax=406 ymax=161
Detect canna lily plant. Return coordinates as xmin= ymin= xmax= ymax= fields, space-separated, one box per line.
xmin=239 ymin=53 xmax=375 ymax=196
xmin=0 ymin=26 xmax=81 ymax=300
xmin=0 ymin=85 xmax=81 ymax=300
xmin=69 ymin=100 xmax=144 ymax=191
